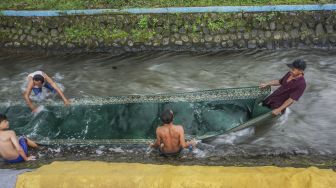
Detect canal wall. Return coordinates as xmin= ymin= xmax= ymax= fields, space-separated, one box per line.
xmin=0 ymin=11 xmax=335 ymax=54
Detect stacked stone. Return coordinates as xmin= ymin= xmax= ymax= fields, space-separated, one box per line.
xmin=0 ymin=11 xmax=335 ymax=53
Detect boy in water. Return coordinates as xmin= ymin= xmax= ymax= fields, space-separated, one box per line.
xmin=0 ymin=114 xmax=37 ymax=163
xmin=150 ymin=109 xmax=196 ymax=156
xmin=23 ymin=70 xmax=70 ymax=112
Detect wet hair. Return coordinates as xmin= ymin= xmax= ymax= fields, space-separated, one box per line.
xmin=161 ymin=109 xmax=174 ymax=124
xmin=33 ymin=74 xmax=44 ymax=83
xmin=0 ymin=113 xmax=7 ymax=123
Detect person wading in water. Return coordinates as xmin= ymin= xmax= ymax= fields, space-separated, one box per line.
xmin=260 ymin=59 xmax=307 ymax=115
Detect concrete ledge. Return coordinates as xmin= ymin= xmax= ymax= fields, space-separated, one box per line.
xmin=16 ymin=161 xmax=336 ymax=188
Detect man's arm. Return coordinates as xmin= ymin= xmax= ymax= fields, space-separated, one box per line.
xmin=9 ymin=132 xmax=34 ymax=161
xmin=272 ymin=98 xmax=294 ymax=115
xmin=23 ymin=78 xmax=36 ymax=112
xmin=150 ymin=129 xmax=161 ymax=148
xmin=43 ymin=73 xmax=70 ymax=105
xmin=260 ymin=80 xmax=280 ymax=88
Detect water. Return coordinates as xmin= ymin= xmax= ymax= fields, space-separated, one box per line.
xmin=0 ymin=49 xmax=336 ymax=157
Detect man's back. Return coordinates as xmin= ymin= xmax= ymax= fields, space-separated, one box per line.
xmin=0 ymin=131 xmax=19 ymax=160
xmin=157 ymin=124 xmax=184 ymax=153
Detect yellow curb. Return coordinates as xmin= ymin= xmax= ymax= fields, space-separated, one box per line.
xmin=16 ymin=161 xmax=336 ymax=188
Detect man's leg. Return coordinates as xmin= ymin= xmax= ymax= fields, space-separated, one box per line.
xmin=26 ymin=138 xmax=38 ymax=148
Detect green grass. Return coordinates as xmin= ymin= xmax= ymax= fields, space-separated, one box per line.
xmin=0 ymin=0 xmax=333 ymax=10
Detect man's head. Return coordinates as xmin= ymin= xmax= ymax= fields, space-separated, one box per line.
xmin=161 ymin=109 xmax=174 ymax=124
xmin=287 ymin=59 xmax=306 ymax=76
xmin=0 ymin=113 xmax=9 ymax=130
xmin=33 ymin=74 xmax=44 ymax=87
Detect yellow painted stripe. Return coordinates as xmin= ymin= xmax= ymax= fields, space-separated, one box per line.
xmin=16 ymin=161 xmax=336 ymax=188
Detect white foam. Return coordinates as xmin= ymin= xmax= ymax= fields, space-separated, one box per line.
xmin=211 ymin=127 xmax=255 ymax=145
xmin=108 ymin=147 xmax=124 ymax=153
xmin=95 ymin=149 xmax=103 ymax=155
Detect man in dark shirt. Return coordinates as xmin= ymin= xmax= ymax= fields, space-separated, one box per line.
xmin=260 ymin=59 xmax=307 ymax=116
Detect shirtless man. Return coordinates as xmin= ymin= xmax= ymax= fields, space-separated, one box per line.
xmin=23 ymin=70 xmax=70 ymax=112
xmin=150 ymin=109 xmax=196 ymax=156
xmin=0 ymin=114 xmax=37 ymax=163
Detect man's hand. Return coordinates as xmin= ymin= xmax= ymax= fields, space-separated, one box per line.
xmin=64 ymin=99 xmax=70 ymax=106
xmin=272 ymin=108 xmax=282 ymax=116
xmin=259 ymin=83 xmax=268 ymax=89
xmin=32 ymin=107 xmax=38 ymax=113
xmin=27 ymin=155 xmax=36 ymax=161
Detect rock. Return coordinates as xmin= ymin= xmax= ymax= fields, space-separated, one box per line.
xmin=266 ymin=41 xmax=273 ymax=49
xmin=214 ymin=35 xmax=221 ymax=43
xmin=251 ymin=30 xmax=258 ymax=38
xmin=127 ymin=40 xmax=134 ymax=46
xmin=11 ymin=28 xmax=16 ymax=34
xmin=12 ymin=35 xmax=19 ymax=40
xmin=173 ymin=33 xmax=180 ymax=39
xmin=202 ymin=27 xmax=209 ymax=34
xmin=181 ymin=35 xmax=189 ymax=42
xmin=227 ymin=40 xmax=234 ymax=48
xmin=265 ymin=31 xmax=272 ymax=38
xmin=270 ymin=22 xmax=276 ymax=30
xmin=205 ymin=43 xmax=212 ymax=49
xmin=293 ymin=21 xmax=301 ymax=28
xmin=192 ymin=36 xmax=200 ymax=43
xmin=283 ymin=32 xmax=290 ymax=40
xmin=237 ymin=32 xmax=242 ymax=39
xmin=326 ymin=25 xmax=334 ymax=34
xmin=247 ymin=40 xmax=257 ymax=48
xmin=179 ymin=28 xmax=186 ymax=34
xmin=315 ymin=23 xmax=325 ymax=36
xmin=155 ymin=34 xmax=163 ymax=40
xmin=14 ymin=42 xmax=20 ymax=47
xmin=222 ymin=35 xmax=229 ymax=41
xmin=243 ymin=32 xmax=250 ymax=40
xmin=19 ymin=34 xmax=26 ymax=41
xmin=300 ymin=23 xmax=308 ymax=32
xmin=258 ymin=31 xmax=265 ymax=38
xmin=50 ymin=29 xmax=58 ymax=37
xmin=67 ymin=43 xmax=75 ymax=48
xmin=175 ymin=40 xmax=183 ymax=45
xmin=257 ymin=39 xmax=265 ymax=47
xmin=27 ymin=35 xmax=33 ymax=42
xmin=162 ymin=38 xmax=169 ymax=45
xmin=290 ymin=29 xmax=299 ymax=38
xmin=237 ymin=40 xmax=246 ymax=48
xmin=155 ymin=27 xmax=163 ymax=33
xmin=171 ymin=25 xmax=178 ymax=32
xmin=31 ymin=29 xmax=37 ymax=36
xmin=221 ymin=41 xmax=227 ymax=48
xmin=229 ymin=34 xmax=237 ymax=40
xmin=329 ymin=34 xmax=336 ymax=43
xmin=273 ymin=32 xmax=282 ymax=40
xmin=205 ymin=35 xmax=213 ymax=42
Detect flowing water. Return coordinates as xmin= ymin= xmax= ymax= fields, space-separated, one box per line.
xmin=0 ymin=49 xmax=336 ymax=162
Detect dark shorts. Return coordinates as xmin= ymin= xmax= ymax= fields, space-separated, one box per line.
xmin=159 ymin=147 xmax=183 ymax=157
xmin=32 ymin=82 xmax=55 ymax=96
xmin=5 ymin=137 xmax=28 ymax=163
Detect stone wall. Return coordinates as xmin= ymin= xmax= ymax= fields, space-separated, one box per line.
xmin=0 ymin=11 xmax=335 ymax=54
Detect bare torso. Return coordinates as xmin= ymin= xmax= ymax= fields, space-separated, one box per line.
xmin=156 ymin=124 xmax=184 ymax=153
xmin=0 ymin=131 xmax=19 ymax=160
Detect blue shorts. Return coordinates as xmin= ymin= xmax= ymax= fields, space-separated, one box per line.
xmin=5 ymin=137 xmax=28 ymax=163
xmin=159 ymin=147 xmax=183 ymax=157
xmin=32 ymin=82 xmax=55 ymax=96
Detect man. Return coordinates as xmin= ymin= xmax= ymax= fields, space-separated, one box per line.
xmin=23 ymin=70 xmax=70 ymax=112
xmin=260 ymin=59 xmax=307 ymax=115
xmin=0 ymin=114 xmax=37 ymax=163
xmin=150 ymin=109 xmax=196 ymax=156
